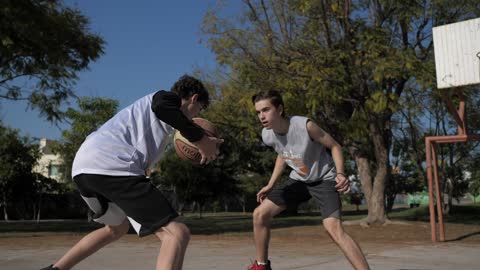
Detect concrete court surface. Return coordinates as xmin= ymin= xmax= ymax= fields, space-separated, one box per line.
xmin=1 ymin=222 xmax=480 ymax=270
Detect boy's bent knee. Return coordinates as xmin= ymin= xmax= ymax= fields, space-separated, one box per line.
xmin=173 ymin=222 xmax=191 ymax=241
xmin=156 ymin=222 xmax=191 ymax=243
xmin=105 ymin=219 xmax=130 ymax=240
xmin=253 ymin=207 xmax=272 ymax=226
xmin=323 ymin=217 xmax=346 ymax=241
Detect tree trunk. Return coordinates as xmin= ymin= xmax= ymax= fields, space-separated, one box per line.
xmin=33 ymin=203 xmax=37 ymax=221
xmin=349 ymin=121 xmax=390 ymax=225
xmin=443 ymin=178 xmax=453 ymax=215
xmin=191 ymin=201 xmax=197 ymax=213
xmin=353 ymin=154 xmax=387 ymax=224
xmin=36 ymin=208 xmax=41 ymax=222
xmin=386 ymin=193 xmax=396 ymax=213
xmin=238 ymin=195 xmax=246 ymax=213
xmin=198 ymin=202 xmax=203 ymax=218
xmin=178 ymin=202 xmax=185 ymax=216
xmin=367 ymin=121 xmax=389 ymax=224
xmin=224 ymin=201 xmax=229 ymax=212
xmin=352 ymin=153 xmax=373 ymax=212
xmin=35 ymin=194 xmax=42 ymax=222
xmin=2 ymin=192 xmax=8 ymax=221
xmin=368 ymin=168 xmax=387 ymax=224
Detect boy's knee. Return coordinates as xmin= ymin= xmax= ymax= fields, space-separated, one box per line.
xmin=253 ymin=207 xmax=270 ymax=226
xmin=174 ymin=223 xmax=191 ymax=242
xmin=105 ymin=220 xmax=130 ymax=240
xmin=156 ymin=222 xmax=191 ymax=244
xmin=323 ymin=218 xmax=344 ymax=241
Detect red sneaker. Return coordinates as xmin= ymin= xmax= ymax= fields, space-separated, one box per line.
xmin=248 ymin=260 xmax=272 ymax=270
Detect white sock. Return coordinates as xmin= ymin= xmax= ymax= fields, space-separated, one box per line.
xmin=257 ymin=261 xmax=268 ymax=265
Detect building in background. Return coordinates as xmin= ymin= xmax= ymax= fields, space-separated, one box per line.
xmin=33 ymin=138 xmax=64 ymax=182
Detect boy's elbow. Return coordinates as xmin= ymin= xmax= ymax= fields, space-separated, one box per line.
xmin=332 ymin=143 xmax=343 ymax=153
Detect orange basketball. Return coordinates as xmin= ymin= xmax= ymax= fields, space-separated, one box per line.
xmin=173 ymin=118 xmax=218 ymax=164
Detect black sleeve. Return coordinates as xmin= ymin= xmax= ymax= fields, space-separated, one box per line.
xmin=151 ymin=90 xmax=204 ymax=142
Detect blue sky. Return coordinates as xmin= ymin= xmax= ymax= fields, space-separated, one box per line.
xmin=1 ymin=0 xmax=240 ymax=140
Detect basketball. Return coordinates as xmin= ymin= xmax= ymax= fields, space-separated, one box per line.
xmin=174 ymin=118 xmax=218 ymax=164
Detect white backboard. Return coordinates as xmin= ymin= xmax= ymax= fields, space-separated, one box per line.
xmin=433 ymin=17 xmax=480 ymax=89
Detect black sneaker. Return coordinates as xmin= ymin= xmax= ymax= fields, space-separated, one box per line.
xmin=40 ymin=265 xmax=60 ymax=270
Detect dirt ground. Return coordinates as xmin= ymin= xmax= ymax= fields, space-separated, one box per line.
xmin=1 ymin=221 xmax=479 ymax=269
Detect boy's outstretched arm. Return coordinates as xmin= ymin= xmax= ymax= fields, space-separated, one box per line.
xmin=306 ymin=120 xmax=350 ymax=193
xmin=257 ymin=154 xmax=286 ymax=202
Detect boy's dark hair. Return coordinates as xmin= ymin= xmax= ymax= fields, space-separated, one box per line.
xmin=171 ymin=75 xmax=209 ymax=108
xmin=251 ymin=90 xmax=285 ymax=117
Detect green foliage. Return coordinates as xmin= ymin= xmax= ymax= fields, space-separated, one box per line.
xmin=470 ymin=176 xmax=480 ymax=202
xmin=0 ymin=0 xmax=105 ymax=122
xmin=195 ymin=78 xmax=282 ymax=209
xmin=155 ymin=148 xmax=238 ymax=216
xmin=469 ymin=153 xmax=480 ymax=203
xmin=0 ymin=122 xmax=39 ymax=219
xmin=0 ymin=122 xmax=72 ymax=220
xmin=201 ymin=1 xmax=480 ymax=220
xmin=202 ymin=0 xmax=479 ymax=143
xmin=0 ymin=123 xmax=38 ymax=189
xmin=388 ymin=204 xmax=480 ymax=225
xmin=420 ymin=91 xmax=480 ymax=206
xmin=387 ymin=167 xmax=424 ymax=201
xmin=52 ymin=97 xmax=118 ymax=181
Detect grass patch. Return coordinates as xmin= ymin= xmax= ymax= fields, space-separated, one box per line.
xmin=0 ymin=213 xmax=329 ymax=235
xmin=389 ymin=204 xmax=480 ymax=225
xmin=184 ymin=212 xmax=327 ymax=235
xmin=0 ymin=220 xmax=102 ymax=234
xmin=1 ymin=204 xmax=479 ymax=235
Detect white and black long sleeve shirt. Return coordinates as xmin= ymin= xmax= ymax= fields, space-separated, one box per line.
xmin=72 ymin=91 xmax=204 ymax=177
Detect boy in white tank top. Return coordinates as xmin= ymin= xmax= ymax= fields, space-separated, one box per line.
xmin=40 ymin=75 xmax=223 ymax=270
xmin=248 ymin=90 xmax=370 ymax=270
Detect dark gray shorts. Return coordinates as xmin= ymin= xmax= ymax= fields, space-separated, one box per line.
xmin=267 ymin=178 xmax=341 ymax=219
xmin=73 ymin=174 xmax=179 ymax=237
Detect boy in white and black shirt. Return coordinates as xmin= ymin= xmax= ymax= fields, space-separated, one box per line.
xmin=41 ymin=75 xmax=222 ymax=270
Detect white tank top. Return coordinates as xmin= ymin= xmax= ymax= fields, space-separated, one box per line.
xmin=72 ymin=93 xmax=173 ymax=177
xmin=262 ymin=116 xmax=336 ymax=182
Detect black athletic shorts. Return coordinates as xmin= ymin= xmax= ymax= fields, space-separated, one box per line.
xmin=73 ymin=174 xmax=179 ymax=237
xmin=267 ymin=178 xmax=342 ymax=219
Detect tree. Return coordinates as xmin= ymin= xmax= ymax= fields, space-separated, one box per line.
xmin=202 ymin=0 xmax=480 ymax=224
xmin=386 ymin=161 xmax=423 ymax=213
xmin=156 ymin=148 xmax=237 ymax=218
xmin=468 ymin=149 xmax=480 ymax=204
xmin=393 ymin=73 xmax=480 ymax=214
xmin=30 ymin=172 xmax=67 ymax=221
xmin=387 ymin=110 xmax=428 ymax=213
xmin=424 ymin=91 xmax=480 ymax=214
xmin=198 ymin=76 xmax=282 ymax=211
xmin=470 ymin=172 xmax=480 ymax=204
xmin=0 ymin=122 xmax=39 ymax=220
xmin=0 ymin=0 xmax=105 ymax=122
xmin=53 ymin=97 xmax=118 ymax=181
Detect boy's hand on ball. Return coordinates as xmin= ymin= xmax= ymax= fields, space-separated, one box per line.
xmin=195 ymin=135 xmax=224 ymax=164
xmin=174 ymin=118 xmax=221 ymax=165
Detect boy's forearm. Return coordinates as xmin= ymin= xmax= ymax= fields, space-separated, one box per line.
xmin=151 ymin=90 xmax=204 ymax=142
xmin=268 ymin=155 xmax=286 ymax=186
xmin=331 ymin=145 xmax=345 ymax=174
